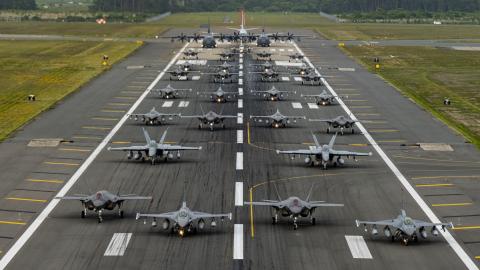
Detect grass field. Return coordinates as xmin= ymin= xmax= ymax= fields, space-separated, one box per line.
xmin=342 ymin=45 xmax=480 ymax=148
xmin=0 ymin=40 xmax=141 ymax=140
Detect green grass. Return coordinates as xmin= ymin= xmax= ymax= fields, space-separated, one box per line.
xmin=342 ymin=45 xmax=480 ymax=148
xmin=0 ymin=40 xmax=141 ymax=140
xmin=315 ymin=23 xmax=480 ymax=40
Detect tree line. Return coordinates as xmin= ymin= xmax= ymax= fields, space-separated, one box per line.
xmin=0 ymin=0 xmax=37 ymax=10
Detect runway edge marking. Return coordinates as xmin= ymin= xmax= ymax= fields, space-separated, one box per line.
xmin=0 ymin=42 xmax=190 ymax=269
xmin=292 ymin=41 xmax=478 ymax=270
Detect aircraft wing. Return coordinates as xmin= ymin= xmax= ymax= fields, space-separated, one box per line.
xmin=285 ymin=115 xmax=306 ymax=120
xmin=308 ymin=202 xmax=344 ymax=208
xmin=276 ymin=149 xmax=316 ymax=155
xmin=55 ymin=195 xmax=89 ymax=201
xmin=244 ymin=201 xmax=285 ymax=209
xmin=329 ymin=149 xmax=372 ymax=157
xmin=129 ymin=113 xmax=180 ymax=118
xmin=158 ymin=145 xmax=202 ymax=151
xmin=107 ymin=145 xmax=147 ymax=152
xmin=356 ymin=219 xmax=397 ymax=227
xmin=118 ymin=195 xmax=152 ymax=201
xmin=191 ymin=211 xmax=232 ymax=221
xmin=136 ymin=212 xmax=176 ymax=221
xmin=413 ymin=220 xmax=454 ymax=228
xmin=219 ymin=115 xmax=238 ymax=119
xmin=308 ymin=119 xmax=332 ymax=123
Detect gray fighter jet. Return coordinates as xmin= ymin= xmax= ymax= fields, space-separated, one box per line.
xmin=290 ymin=63 xmax=313 ymax=75
xmin=128 ymin=107 xmax=180 ymax=125
xmin=56 ymin=190 xmax=152 ymax=223
xmin=309 ymin=115 xmax=357 ymax=134
xmin=250 ymin=86 xmax=296 ymax=101
xmin=356 ymin=210 xmax=454 ymax=246
xmin=301 ymin=90 xmax=340 ymax=105
xmin=250 ymin=109 xmax=306 ymax=128
xmin=107 ymin=128 xmax=202 ymax=164
xmin=277 ymin=133 xmax=372 ymax=169
xmin=203 ymin=69 xmax=238 ymax=83
xmin=251 ymin=68 xmax=288 ymax=82
xmin=288 ymin=52 xmax=305 ymax=62
xmin=167 ymin=66 xmax=199 ymax=80
xmin=300 ymin=71 xmax=323 ymax=85
xmin=198 ymin=86 xmax=238 ymax=103
xmin=177 ymin=61 xmax=195 ymax=72
xmin=136 ymin=200 xmax=231 ymax=237
xmin=250 ymin=61 xmax=274 ymax=71
xmin=255 ymin=50 xmax=273 ymax=60
xmin=182 ymin=48 xmax=199 ymax=59
xmin=217 ymin=50 xmax=238 ymax=61
xmin=209 ymin=61 xmax=236 ymax=72
xmin=181 ymin=108 xmax=238 ymax=130
xmin=150 ymin=84 xmax=192 ymax=99
xmin=245 ymin=185 xmax=343 ymax=230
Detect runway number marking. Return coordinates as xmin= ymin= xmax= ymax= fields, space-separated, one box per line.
xmin=233 ymin=224 xmax=244 ymax=259
xmin=104 ymin=233 xmax=132 ymax=256
xmin=293 ymin=41 xmax=479 ymax=270
xmin=235 ymin=182 xmax=243 ymax=206
xmin=162 ymin=101 xmax=173 ymax=107
xmin=236 ymin=152 xmax=243 ymax=170
xmin=292 ymin=102 xmax=303 ymax=109
xmin=345 ymin=235 xmax=372 ymax=259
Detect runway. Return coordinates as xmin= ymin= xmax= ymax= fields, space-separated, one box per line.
xmin=0 ymin=29 xmax=479 ymax=270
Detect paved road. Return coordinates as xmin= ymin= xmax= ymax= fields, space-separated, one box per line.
xmin=0 ymin=30 xmax=478 ymax=270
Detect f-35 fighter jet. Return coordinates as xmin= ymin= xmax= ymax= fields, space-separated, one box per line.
xmin=309 ymin=115 xmax=357 ymax=134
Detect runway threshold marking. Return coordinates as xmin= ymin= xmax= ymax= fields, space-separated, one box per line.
xmin=307 ymin=103 xmax=319 ymax=109
xmin=233 ymin=224 xmax=244 ymax=260
xmin=0 ymin=42 xmax=191 ymax=269
xmin=293 ymin=41 xmax=479 ymax=270
xmin=104 ymin=233 xmax=132 ymax=256
xmin=237 ymin=130 xmax=243 ymax=144
xmin=162 ymin=101 xmax=174 ymax=107
xmin=345 ymin=235 xmax=372 ymax=259
xmin=5 ymin=197 xmax=47 ymax=203
xmin=236 ymin=152 xmax=243 ymax=170
xmin=26 ymin=179 xmax=64 ymax=184
xmin=235 ymin=182 xmax=243 ymax=206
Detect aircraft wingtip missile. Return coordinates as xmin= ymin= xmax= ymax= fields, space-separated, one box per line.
xmin=355 ymin=220 xmax=360 ymax=227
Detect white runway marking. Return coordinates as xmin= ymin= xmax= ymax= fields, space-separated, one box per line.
xmin=238 ymin=87 xmax=244 ymax=96
xmin=240 ymin=53 xmax=243 ymax=58
xmin=238 ymin=78 xmax=243 ymax=85
xmin=239 ymin=71 xmax=243 ymax=77
xmin=162 ymin=101 xmax=173 ymax=107
xmin=235 ymin=182 xmax=243 ymax=206
xmin=237 ymin=130 xmax=243 ymax=144
xmin=270 ymin=48 xmax=276 ymax=51
xmin=178 ymin=101 xmax=189 ymax=107
xmin=288 ymin=49 xmax=294 ymax=52
xmin=292 ymin=102 xmax=303 ymax=109
xmin=233 ymin=224 xmax=244 ymax=260
xmin=238 ymin=99 xmax=243 ymax=109
xmin=191 ymin=75 xmax=201 ymax=81
xmin=275 ymin=61 xmax=304 ymax=67
xmin=292 ymin=41 xmax=479 ymax=270
xmin=281 ymin=77 xmax=290 ymax=81
xmin=345 ymin=235 xmax=372 ymax=259
xmin=0 ymin=42 xmax=190 ymax=269
xmin=239 ymin=58 xmax=243 ymax=64
xmin=307 ymin=103 xmax=319 ymax=109
xmin=294 ymin=76 xmax=303 ymax=82
xmin=176 ymin=60 xmax=207 ymax=65
xmin=104 ymin=233 xmax=132 ymax=256
xmin=236 ymin=152 xmax=243 ymax=170
xmin=279 ymin=48 xmax=285 ymax=52
xmin=237 ymin=113 xmax=243 ymax=124
xmin=239 ymin=64 xmax=243 ymax=70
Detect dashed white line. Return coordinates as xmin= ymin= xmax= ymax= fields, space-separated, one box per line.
xmin=292 ymin=41 xmax=479 ymax=270
xmin=237 ymin=130 xmax=243 ymax=144
xmin=235 ymin=182 xmax=243 ymax=206
xmin=345 ymin=235 xmax=372 ymax=259
xmin=238 ymin=99 xmax=243 ymax=109
xmin=239 ymin=58 xmax=243 ymax=64
xmin=0 ymin=42 xmax=191 ymax=269
xmin=239 ymin=71 xmax=243 ymax=77
xmin=238 ymin=87 xmax=244 ymax=96
xmin=292 ymin=102 xmax=303 ymax=109
xmin=233 ymin=224 xmax=244 ymax=260
xmin=191 ymin=75 xmax=201 ymax=81
xmin=279 ymin=48 xmax=285 ymax=52
xmin=236 ymin=152 xmax=243 ymax=170
xmin=238 ymin=78 xmax=243 ymax=85
xmin=162 ymin=101 xmax=173 ymax=107
xmin=237 ymin=113 xmax=243 ymax=124
xmin=104 ymin=233 xmax=132 ymax=256
xmin=239 ymin=64 xmax=243 ymax=70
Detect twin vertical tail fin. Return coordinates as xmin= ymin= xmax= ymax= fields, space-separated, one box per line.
xmin=305 ymin=183 xmax=315 ymax=202
xmin=328 ymin=133 xmax=338 ymax=149
xmin=142 ymin=127 xmax=151 ymax=143
xmin=159 ymin=128 xmax=168 ymax=144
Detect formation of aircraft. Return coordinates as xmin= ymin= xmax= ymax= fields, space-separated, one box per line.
xmin=250 ymin=109 xmax=306 ymax=128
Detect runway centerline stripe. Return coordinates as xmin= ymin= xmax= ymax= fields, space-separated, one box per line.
xmin=237 ymin=113 xmax=243 ymax=124
xmin=238 ymin=87 xmax=243 ymax=96
xmin=345 ymin=235 xmax=372 ymax=259
xmin=238 ymin=78 xmax=243 ymax=85
xmin=237 ymin=130 xmax=243 ymax=144
xmin=162 ymin=101 xmax=174 ymax=107
xmin=293 ymin=41 xmax=479 ymax=270
xmin=238 ymin=99 xmax=243 ymax=109
xmin=0 ymin=42 xmax=190 ymax=269
xmin=236 ymin=152 xmax=243 ymax=170
xmin=233 ymin=224 xmax=244 ymax=260
xmin=104 ymin=233 xmax=132 ymax=256
xmin=235 ymin=182 xmax=243 ymax=206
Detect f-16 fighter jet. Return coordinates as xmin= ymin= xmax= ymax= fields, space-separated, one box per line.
xmin=217 ymin=50 xmax=238 ymax=61
xmin=128 ymin=107 xmax=180 ymax=125
xmin=198 ymin=86 xmax=238 ymax=103
xmin=136 ymin=200 xmax=231 ymax=237
xmin=251 ymin=68 xmax=288 ymax=82
xmin=255 ymin=50 xmax=273 ymax=60
xmin=356 ymin=210 xmax=454 ymax=246
xmin=167 ymin=66 xmax=199 ymax=80
xmin=276 ymin=133 xmax=372 ymax=169
xmin=182 ymin=48 xmax=199 ymax=59
xmin=150 ymin=84 xmax=192 ymax=99
xmin=250 ymin=61 xmax=274 ymax=72
xmin=301 ymin=90 xmax=341 ymax=106
xmin=309 ymin=115 xmax=357 ymax=134
xmin=203 ymin=69 xmax=238 ymax=83
xmin=250 ymin=86 xmax=295 ymax=101
xmin=181 ymin=108 xmax=238 ymax=131
xmin=209 ymin=61 xmax=236 ymax=72
xmin=300 ymin=71 xmax=323 ymax=85
xmin=245 ymin=185 xmax=343 ymax=230
xmin=56 ymin=190 xmax=152 ymax=223
xmin=288 ymin=52 xmax=305 ymax=62
xmin=107 ymin=128 xmax=202 ymax=165
xmin=250 ymin=109 xmax=305 ymax=128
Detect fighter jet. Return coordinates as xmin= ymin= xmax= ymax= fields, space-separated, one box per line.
xmin=203 ymin=69 xmax=238 ymax=83
xmin=181 ymin=108 xmax=238 ymax=131
xmin=309 ymin=115 xmax=357 ymax=134
xmin=250 ymin=61 xmax=274 ymax=71
xmin=209 ymin=61 xmax=236 ymax=72
xmin=251 ymin=68 xmax=288 ymax=82
xmin=107 ymin=128 xmax=202 ymax=165
xmin=150 ymin=84 xmax=192 ymax=99
xmin=176 ymin=61 xmax=195 ymax=72
xmin=128 ymin=107 xmax=180 ymax=125
xmin=250 ymin=109 xmax=306 ymax=128
xmin=136 ymin=200 xmax=231 ymax=237
xmin=255 ymin=50 xmax=273 ymax=60
xmin=182 ymin=48 xmax=199 ymax=59
xmin=356 ymin=210 xmax=454 ymax=246
xmin=300 ymin=71 xmax=323 ymax=85
xmin=290 ymin=63 xmax=313 ymax=75
xmin=250 ymin=86 xmax=296 ymax=101
xmin=56 ymin=190 xmax=152 ymax=223
xmin=216 ymin=50 xmax=238 ymax=61
xmin=301 ymin=90 xmax=340 ymax=105
xmin=277 ymin=133 xmax=372 ymax=169
xmin=288 ymin=52 xmax=305 ymax=62
xmin=198 ymin=86 xmax=238 ymax=103
xmin=245 ymin=184 xmax=343 ymax=230
xmin=167 ymin=66 xmax=199 ymax=80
